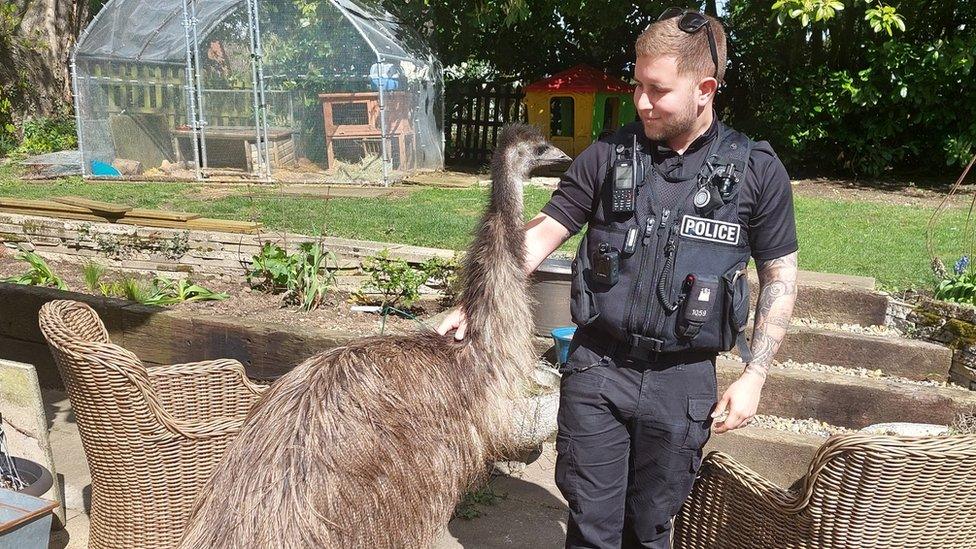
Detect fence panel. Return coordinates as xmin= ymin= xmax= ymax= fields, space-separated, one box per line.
xmin=444 ymin=80 xmax=526 ymax=165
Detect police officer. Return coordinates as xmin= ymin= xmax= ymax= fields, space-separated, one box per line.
xmin=439 ymin=9 xmax=798 ymax=548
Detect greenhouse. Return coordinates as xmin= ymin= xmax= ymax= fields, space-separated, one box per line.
xmin=71 ymin=0 xmax=444 ymax=185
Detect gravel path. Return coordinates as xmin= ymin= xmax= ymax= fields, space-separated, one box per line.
xmin=776 ymin=359 xmax=967 ymax=390
xmin=750 ymin=415 xmax=855 ymax=438
xmin=790 ymin=317 xmax=903 ymax=337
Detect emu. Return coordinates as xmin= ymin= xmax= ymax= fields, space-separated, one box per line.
xmin=179 ymin=125 xmax=571 ymax=548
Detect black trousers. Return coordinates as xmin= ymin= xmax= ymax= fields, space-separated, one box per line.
xmin=555 ymin=332 xmax=718 ymax=549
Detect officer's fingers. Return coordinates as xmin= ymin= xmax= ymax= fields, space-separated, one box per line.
xmin=454 ymin=322 xmax=467 ymax=341
xmin=711 ymin=394 xmax=730 ymax=419
xmin=724 ymin=411 xmax=745 ymax=430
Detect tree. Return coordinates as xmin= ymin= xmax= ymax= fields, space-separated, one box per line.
xmin=0 ymin=0 xmax=90 ymax=118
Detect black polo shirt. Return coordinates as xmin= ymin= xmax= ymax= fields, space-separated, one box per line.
xmin=541 ymin=118 xmax=798 ymax=262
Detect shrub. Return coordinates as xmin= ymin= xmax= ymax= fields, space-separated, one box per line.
xmin=357 ymin=249 xmax=433 ymax=310
xmin=15 ymin=116 xmax=77 ymax=156
xmin=934 ymin=255 xmax=976 ymax=305
xmin=422 ymin=253 xmax=463 ymax=303
xmin=247 ymin=241 xmax=338 ymax=312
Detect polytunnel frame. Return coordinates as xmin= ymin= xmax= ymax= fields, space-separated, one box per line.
xmin=71 ymin=0 xmax=433 ymax=186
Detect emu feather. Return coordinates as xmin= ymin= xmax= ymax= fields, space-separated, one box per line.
xmin=178 ymin=125 xmax=571 ymax=548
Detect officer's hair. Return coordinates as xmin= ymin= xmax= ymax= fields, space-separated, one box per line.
xmin=636 ymin=13 xmax=727 ymax=85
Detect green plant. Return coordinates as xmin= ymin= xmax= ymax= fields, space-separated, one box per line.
xmin=247 ymin=242 xmax=295 ymax=292
xmin=2 ymin=251 xmax=66 ymax=289
xmin=357 ymin=249 xmax=433 ymax=310
xmin=14 ymin=116 xmax=77 ymax=156
xmin=422 ymin=253 xmax=463 ymax=303
xmin=108 ymin=273 xmax=228 ymax=306
xmin=142 ymin=276 xmax=230 ymax=306
xmin=247 ymin=241 xmax=337 ymax=311
xmin=81 ymin=260 xmax=106 ymax=292
xmin=935 ymin=271 xmax=976 ymax=305
xmin=120 ymin=274 xmax=152 ymax=303
xmin=453 ymin=484 xmax=506 ymax=520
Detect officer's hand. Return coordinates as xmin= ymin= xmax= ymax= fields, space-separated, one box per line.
xmin=436 ymin=307 xmax=468 ymax=341
xmin=710 ymin=372 xmax=764 ymax=434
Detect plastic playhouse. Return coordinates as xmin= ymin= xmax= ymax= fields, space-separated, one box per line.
xmin=523 ymin=64 xmax=636 ymax=157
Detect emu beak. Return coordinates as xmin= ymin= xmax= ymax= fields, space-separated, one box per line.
xmin=540 ymin=146 xmax=572 ymax=167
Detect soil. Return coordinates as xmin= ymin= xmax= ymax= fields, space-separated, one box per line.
xmin=0 ymin=255 xmax=450 ymax=336
xmin=791 ymin=177 xmax=976 ymax=208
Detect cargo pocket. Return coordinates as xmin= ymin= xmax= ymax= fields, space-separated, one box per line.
xmin=667 ymin=452 xmax=703 ymax=517
xmin=554 ymin=434 xmax=580 ymax=512
xmin=722 ymin=262 xmax=750 ymax=350
xmin=683 ymin=395 xmax=715 ymax=449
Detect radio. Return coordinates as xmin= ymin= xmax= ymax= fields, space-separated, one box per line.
xmin=610 ymin=134 xmax=639 ymax=213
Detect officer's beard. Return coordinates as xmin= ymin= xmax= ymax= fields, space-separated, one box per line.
xmin=644 ymin=99 xmax=698 ymax=144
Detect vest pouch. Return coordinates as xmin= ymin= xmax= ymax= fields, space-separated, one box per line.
xmin=570 ymin=238 xmax=599 ymax=326
xmin=675 ymin=274 xmax=721 ymax=340
xmin=723 ymin=262 xmax=750 ymax=344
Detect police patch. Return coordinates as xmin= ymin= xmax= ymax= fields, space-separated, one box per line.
xmin=679 ymin=215 xmax=740 ymax=245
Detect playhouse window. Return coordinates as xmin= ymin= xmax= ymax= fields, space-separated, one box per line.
xmin=550 ymin=97 xmax=574 ymax=137
xmin=602 ymin=97 xmax=620 ymax=131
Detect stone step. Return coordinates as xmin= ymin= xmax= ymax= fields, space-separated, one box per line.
xmin=747 ymin=269 xmax=887 ymax=326
xmin=703 ymin=425 xmax=824 ymax=489
xmin=766 ymin=325 xmax=952 ymax=381
xmin=717 ymin=358 xmax=976 ymax=430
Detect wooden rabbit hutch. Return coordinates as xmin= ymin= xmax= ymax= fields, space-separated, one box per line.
xmin=318 ymin=92 xmax=414 ymax=171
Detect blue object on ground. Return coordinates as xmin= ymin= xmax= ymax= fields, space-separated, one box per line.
xmin=90 ymin=160 xmax=120 ymax=177
xmin=551 ymin=326 xmax=577 ymax=365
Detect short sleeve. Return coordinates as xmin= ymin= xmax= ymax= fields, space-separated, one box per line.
xmin=540 ymin=141 xmax=609 ymax=235
xmin=747 ymin=143 xmax=798 ymax=261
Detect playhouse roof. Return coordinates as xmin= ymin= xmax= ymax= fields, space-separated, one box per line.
xmin=525 ymin=64 xmax=633 ymax=94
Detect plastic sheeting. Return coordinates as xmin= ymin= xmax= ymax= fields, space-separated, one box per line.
xmin=72 ymin=0 xmax=443 ymax=185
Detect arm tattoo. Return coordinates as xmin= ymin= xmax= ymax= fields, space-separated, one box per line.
xmin=745 ymin=252 xmax=798 ymax=380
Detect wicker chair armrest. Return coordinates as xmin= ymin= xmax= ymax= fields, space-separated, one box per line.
xmin=148 ymin=415 xmax=249 ymax=442
xmin=703 ymin=451 xmax=800 ymax=509
xmin=147 ymin=359 xmax=266 ymax=427
xmin=675 ymin=451 xmax=808 ymax=549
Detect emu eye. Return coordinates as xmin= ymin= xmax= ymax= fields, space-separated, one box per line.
xmin=534 ymin=145 xmax=548 ymax=156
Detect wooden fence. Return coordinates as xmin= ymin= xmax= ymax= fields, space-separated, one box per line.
xmin=444 ymin=79 xmax=527 ymax=165
xmin=80 ymin=60 xmax=293 ymax=128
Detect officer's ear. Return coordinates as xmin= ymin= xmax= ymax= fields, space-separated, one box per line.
xmin=696 ymin=77 xmax=719 ymax=106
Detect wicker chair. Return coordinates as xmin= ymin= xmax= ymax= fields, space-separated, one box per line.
xmin=38 ymin=300 xmax=266 ymax=549
xmin=674 ymin=432 xmax=976 ymax=548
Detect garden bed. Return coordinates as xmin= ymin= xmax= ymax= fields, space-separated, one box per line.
xmin=0 ymin=251 xmax=450 ymax=336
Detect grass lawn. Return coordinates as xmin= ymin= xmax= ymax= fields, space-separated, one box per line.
xmin=0 ymin=164 xmax=968 ymax=291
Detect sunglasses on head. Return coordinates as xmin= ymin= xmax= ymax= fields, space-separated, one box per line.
xmin=657 ymin=7 xmax=719 ymax=83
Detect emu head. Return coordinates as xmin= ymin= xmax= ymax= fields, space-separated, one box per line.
xmin=495 ymin=124 xmax=572 ymax=178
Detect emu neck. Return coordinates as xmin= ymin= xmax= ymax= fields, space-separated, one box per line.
xmin=459 ymin=157 xmax=531 ymax=356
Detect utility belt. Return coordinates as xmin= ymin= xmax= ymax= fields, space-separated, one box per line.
xmin=572 ymin=327 xmax=716 ymax=367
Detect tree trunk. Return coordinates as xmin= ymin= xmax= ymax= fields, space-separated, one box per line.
xmin=1 ymin=0 xmax=88 ymax=119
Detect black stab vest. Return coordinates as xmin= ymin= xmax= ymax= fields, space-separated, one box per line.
xmin=570 ymin=120 xmax=754 ymax=357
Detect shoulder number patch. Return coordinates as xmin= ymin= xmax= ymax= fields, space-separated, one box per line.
xmin=679 ymin=215 xmax=740 ymax=246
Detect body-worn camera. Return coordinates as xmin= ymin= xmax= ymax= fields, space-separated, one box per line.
xmin=591 ymin=243 xmax=620 ymax=286
xmin=676 ymin=273 xmax=720 ymax=338
xmin=694 ymin=160 xmax=741 ymax=216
